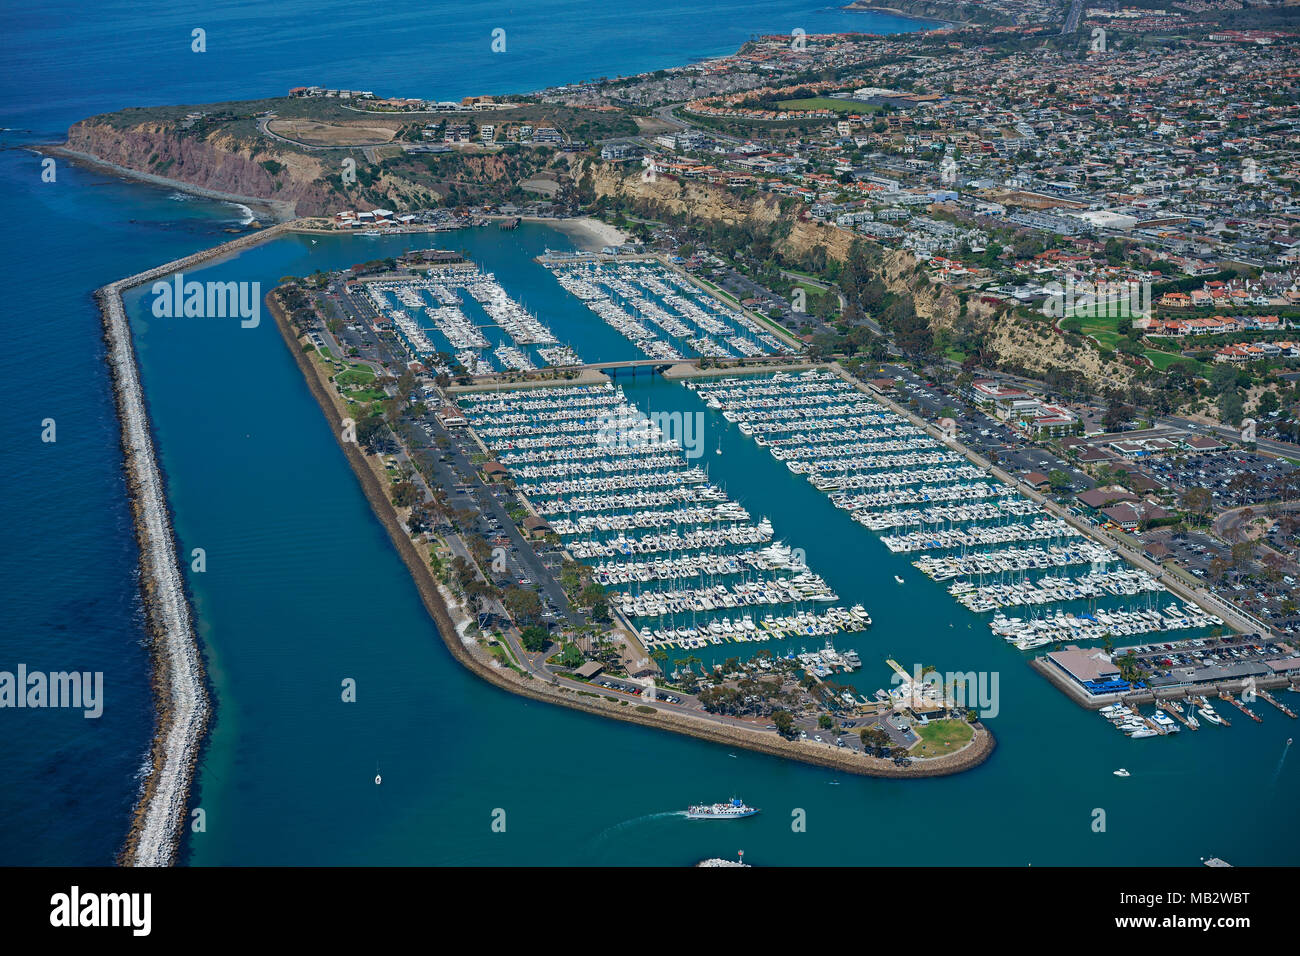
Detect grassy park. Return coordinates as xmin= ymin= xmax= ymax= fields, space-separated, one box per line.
xmin=911 ymin=719 xmax=974 ymax=757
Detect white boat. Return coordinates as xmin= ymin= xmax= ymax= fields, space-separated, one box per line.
xmin=685 ymin=797 xmax=758 ymax=820
xmin=1113 ymin=769 xmax=1131 ymax=777
xmin=894 ymin=575 xmax=904 ymax=585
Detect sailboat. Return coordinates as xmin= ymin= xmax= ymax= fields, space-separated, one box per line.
xmin=374 ymin=762 xmax=382 ymax=786
xmin=715 ymin=436 xmax=722 ymax=455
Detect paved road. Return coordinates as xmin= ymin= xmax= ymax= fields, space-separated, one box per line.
xmin=1063 ymin=0 xmax=1083 ymax=34
xmin=1155 ymin=415 xmax=1300 ymax=460
xmin=1214 ymin=499 xmax=1300 ymax=554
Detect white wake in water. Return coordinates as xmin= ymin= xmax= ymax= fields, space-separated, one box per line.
xmin=1274 ymin=739 xmax=1292 ymax=782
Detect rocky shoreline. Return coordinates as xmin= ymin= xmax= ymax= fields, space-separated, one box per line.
xmin=268 ymin=289 xmax=996 ymax=780
xmin=43 ymin=145 xmax=298 ymax=224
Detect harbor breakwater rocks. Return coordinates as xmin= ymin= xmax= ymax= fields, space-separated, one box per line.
xmin=99 ymin=282 xmax=207 ymax=867
xmin=269 ymin=290 xmax=995 ymax=780
xmin=100 ymin=223 xmax=298 ymax=865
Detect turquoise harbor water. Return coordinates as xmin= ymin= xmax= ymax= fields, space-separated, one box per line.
xmin=0 ymin=2 xmax=1296 ymax=866
xmin=127 ymin=227 xmax=1300 ymax=865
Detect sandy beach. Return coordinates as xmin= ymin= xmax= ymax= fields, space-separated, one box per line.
xmin=540 ymin=215 xmax=630 ymax=252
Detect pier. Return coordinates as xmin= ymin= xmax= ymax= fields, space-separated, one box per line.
xmin=1257 ymin=688 xmax=1297 ymax=718
xmin=1193 ymin=696 xmax=1231 ymax=727
xmin=455 ymin=378 xmax=870 ymax=652
xmin=1156 ymin=699 xmax=1200 ymax=731
xmin=1220 ymin=692 xmax=1262 ymax=723
xmin=827 ymin=362 xmax=1266 ymax=638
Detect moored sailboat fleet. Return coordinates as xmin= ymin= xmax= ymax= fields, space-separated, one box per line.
xmin=686 ymin=369 xmax=1223 ymax=653
xmin=364 ymin=268 xmax=572 ymax=377
xmin=549 ymin=262 xmax=793 ymax=361
xmin=457 ymin=380 xmax=872 ymax=651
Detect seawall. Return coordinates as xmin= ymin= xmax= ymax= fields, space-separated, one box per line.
xmin=99 ymin=280 xmax=207 ymax=867
xmin=101 ymin=221 xmax=300 ymax=865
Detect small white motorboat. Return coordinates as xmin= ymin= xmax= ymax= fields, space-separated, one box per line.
xmin=894 ymin=575 xmax=904 ymax=585
xmin=1113 ymin=769 xmax=1130 ymax=777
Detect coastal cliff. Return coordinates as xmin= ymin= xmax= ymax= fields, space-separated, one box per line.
xmin=585 ymin=160 xmax=1139 ymax=386
xmin=65 ymin=117 xmax=341 ymax=217
xmin=56 ymin=97 xmax=624 ymax=219
xmin=843 ymin=0 xmax=1002 ymax=26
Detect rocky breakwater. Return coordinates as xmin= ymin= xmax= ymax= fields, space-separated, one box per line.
xmin=99 ymin=222 xmax=297 ymax=865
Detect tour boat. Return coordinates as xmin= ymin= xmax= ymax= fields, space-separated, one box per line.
xmin=685 ymin=798 xmax=758 ymax=820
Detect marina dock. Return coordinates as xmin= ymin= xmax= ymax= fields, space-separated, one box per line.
xmin=456 ymin=380 xmax=872 ymax=652
xmin=1220 ymin=692 xmax=1262 ymax=723
xmin=1257 ymin=689 xmax=1297 ymax=718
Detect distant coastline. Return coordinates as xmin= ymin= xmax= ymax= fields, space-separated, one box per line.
xmin=842 ymin=1 xmax=964 ymax=29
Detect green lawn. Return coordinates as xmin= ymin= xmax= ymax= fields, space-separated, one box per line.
xmin=336 ymin=364 xmax=376 ymax=387
xmin=1088 ymin=330 xmax=1123 ymax=350
xmin=776 ymin=97 xmax=878 ymax=115
xmin=911 ymin=718 xmax=974 ymax=757
xmin=1145 ymin=350 xmax=1212 ymax=375
xmin=1075 ymin=315 xmax=1214 ymax=375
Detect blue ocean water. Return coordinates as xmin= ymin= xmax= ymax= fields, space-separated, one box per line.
xmin=0 ymin=0 xmax=936 ymax=866
xmin=1 ymin=2 xmax=1295 ymax=866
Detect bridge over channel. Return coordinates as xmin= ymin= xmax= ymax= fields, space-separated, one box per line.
xmin=581 ymin=355 xmax=806 ymax=379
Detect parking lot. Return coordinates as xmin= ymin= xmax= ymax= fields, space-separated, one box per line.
xmin=876 ymin=365 xmax=1092 ymax=493
xmin=1141 ymin=451 xmax=1296 ymax=508
xmin=1125 ymin=632 xmax=1296 ymax=683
